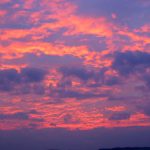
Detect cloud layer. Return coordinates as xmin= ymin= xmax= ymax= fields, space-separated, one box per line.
xmin=0 ymin=0 xmax=150 ymax=130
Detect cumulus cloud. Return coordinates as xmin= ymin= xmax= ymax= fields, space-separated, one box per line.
xmin=21 ymin=67 xmax=47 ymax=82
xmin=112 ymin=51 xmax=150 ymax=76
xmin=0 ymin=67 xmax=47 ymax=92
xmin=59 ymin=66 xmax=120 ymax=86
xmin=59 ymin=66 xmax=97 ymax=81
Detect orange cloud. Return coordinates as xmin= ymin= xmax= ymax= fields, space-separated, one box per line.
xmin=106 ymin=106 xmax=127 ymax=112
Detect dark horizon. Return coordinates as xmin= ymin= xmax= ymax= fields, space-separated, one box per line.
xmin=0 ymin=126 xmax=150 ymax=150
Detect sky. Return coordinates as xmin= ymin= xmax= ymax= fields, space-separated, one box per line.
xmin=0 ymin=0 xmax=150 ymax=149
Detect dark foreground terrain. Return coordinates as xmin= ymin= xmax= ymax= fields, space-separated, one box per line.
xmin=99 ymin=148 xmax=150 ymax=150
xmin=48 ymin=148 xmax=150 ymax=150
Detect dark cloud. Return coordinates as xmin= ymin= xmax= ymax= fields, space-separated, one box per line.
xmin=109 ymin=112 xmax=131 ymax=121
xmin=63 ymin=114 xmax=80 ymax=124
xmin=111 ymin=51 xmax=150 ymax=91
xmin=63 ymin=114 xmax=73 ymax=124
xmin=59 ymin=66 xmax=96 ymax=81
xmin=0 ymin=111 xmax=44 ymax=122
xmin=59 ymin=66 xmax=120 ymax=87
xmin=31 ymin=118 xmax=45 ymax=122
xmin=0 ymin=112 xmax=29 ymax=120
xmin=112 ymin=51 xmax=150 ymax=76
xmin=50 ymin=87 xmax=107 ymax=100
xmin=32 ymin=84 xmax=45 ymax=95
xmin=140 ymin=72 xmax=150 ymax=89
xmin=0 ymin=69 xmax=20 ymax=91
xmin=104 ymin=76 xmax=120 ymax=86
xmin=143 ymin=108 xmax=150 ymax=116
xmin=21 ymin=67 xmax=47 ymax=82
xmin=0 ymin=67 xmax=47 ymax=92
xmin=49 ymin=68 xmax=119 ymax=99
xmin=28 ymin=110 xmax=38 ymax=114
xmin=5 ymin=53 xmax=82 ymax=68
xmin=137 ymin=104 xmax=150 ymax=117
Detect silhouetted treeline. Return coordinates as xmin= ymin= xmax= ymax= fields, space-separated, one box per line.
xmin=99 ymin=147 xmax=150 ymax=150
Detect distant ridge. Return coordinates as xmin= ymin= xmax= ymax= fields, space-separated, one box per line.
xmin=99 ymin=148 xmax=150 ymax=150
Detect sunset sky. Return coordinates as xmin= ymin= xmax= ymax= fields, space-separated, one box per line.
xmin=0 ymin=0 xmax=150 ymax=150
